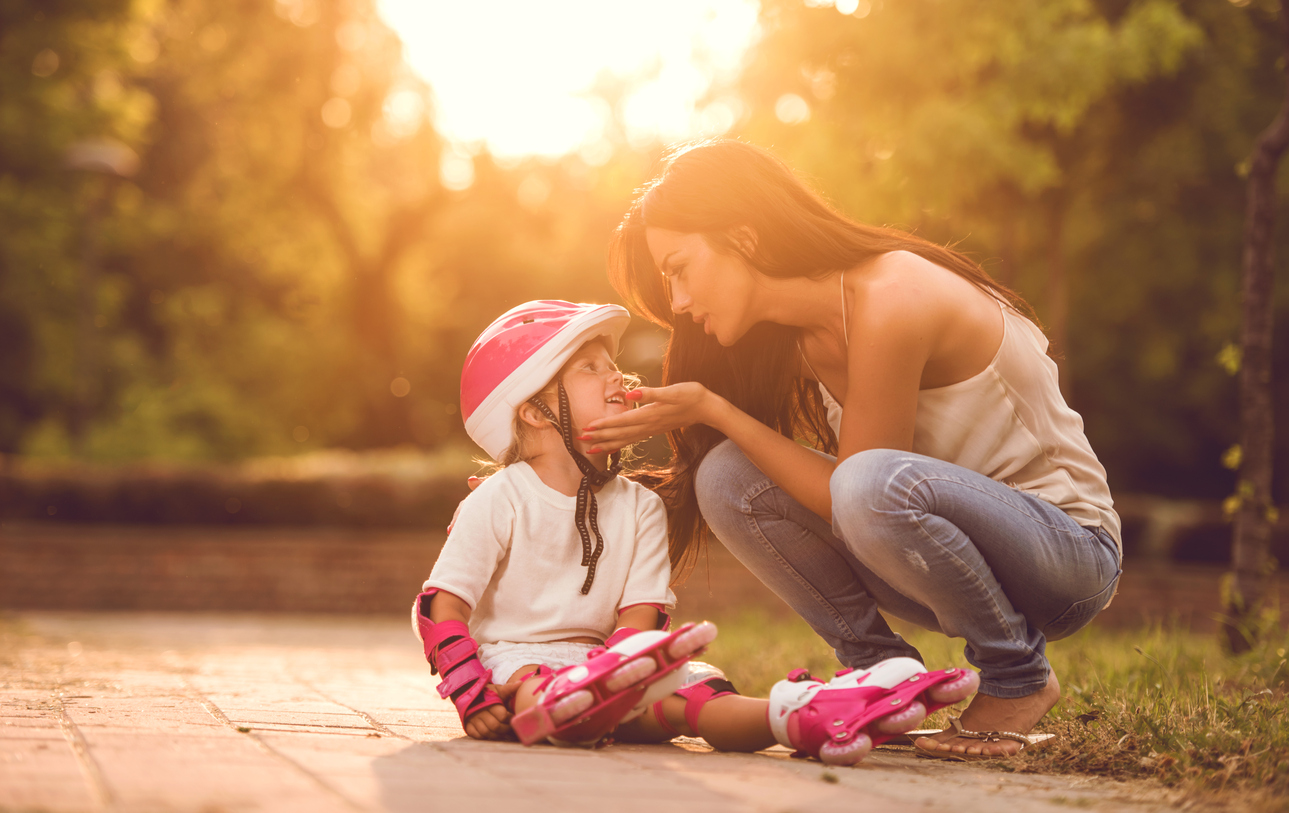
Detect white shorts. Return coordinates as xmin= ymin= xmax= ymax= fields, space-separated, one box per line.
xmin=477 ymin=641 xmax=599 ymax=684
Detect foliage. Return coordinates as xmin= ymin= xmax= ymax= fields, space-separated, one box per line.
xmin=0 ymin=0 xmax=655 ymax=461
xmin=733 ymin=0 xmax=1289 ymax=501
xmin=1 ymin=0 xmax=1288 ymax=511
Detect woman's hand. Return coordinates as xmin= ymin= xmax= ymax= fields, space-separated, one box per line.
xmin=580 ymin=382 xmax=723 ymax=452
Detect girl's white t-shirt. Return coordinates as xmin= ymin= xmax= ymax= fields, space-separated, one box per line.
xmin=423 ymin=461 xmax=676 ymax=645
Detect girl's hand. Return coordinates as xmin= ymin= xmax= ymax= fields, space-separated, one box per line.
xmin=580 ymin=382 xmax=722 ymax=452
xmin=464 ymin=682 xmax=520 ymax=740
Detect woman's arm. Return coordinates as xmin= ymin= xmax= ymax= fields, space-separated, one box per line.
xmin=585 ymin=258 xmax=942 ymax=519
xmin=584 ymin=384 xmax=838 ymax=518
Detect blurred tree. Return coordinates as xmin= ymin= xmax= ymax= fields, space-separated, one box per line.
xmin=731 ymin=0 xmax=1289 ymax=503
xmin=0 ymin=0 xmax=155 ymax=453
xmin=0 ymin=0 xmax=649 ymax=460
xmin=1225 ymin=0 xmax=1289 ymax=652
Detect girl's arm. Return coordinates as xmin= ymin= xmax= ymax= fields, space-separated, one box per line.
xmin=426 ymin=593 xmax=512 ymax=740
xmin=616 ymin=604 xmax=660 ymax=634
xmin=429 ymin=589 xmax=473 ymax=625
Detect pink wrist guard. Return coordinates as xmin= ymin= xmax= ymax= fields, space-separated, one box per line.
xmin=413 ymin=590 xmax=503 ymax=726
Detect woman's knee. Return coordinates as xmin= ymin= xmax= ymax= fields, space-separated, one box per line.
xmin=829 ymin=449 xmax=911 ymax=529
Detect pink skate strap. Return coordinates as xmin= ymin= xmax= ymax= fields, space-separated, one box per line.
xmin=681 ymin=677 xmax=738 ymax=735
xmin=604 ymin=627 xmax=639 ymax=648
xmin=652 ymin=703 xmax=681 ymax=737
xmin=502 ymin=665 xmax=554 ymax=712
xmin=650 ymin=675 xmax=739 ymax=738
xmin=588 ymin=626 xmax=640 ymax=659
xmin=436 ymin=657 xmax=490 ymax=699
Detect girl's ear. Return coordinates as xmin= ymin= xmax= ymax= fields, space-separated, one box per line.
xmin=516 ymin=400 xmax=550 ymax=430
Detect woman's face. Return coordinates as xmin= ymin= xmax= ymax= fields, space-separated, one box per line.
xmin=645 ymin=227 xmax=755 ymax=347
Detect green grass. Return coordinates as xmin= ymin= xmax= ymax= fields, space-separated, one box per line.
xmin=688 ymin=609 xmax=1289 ymax=807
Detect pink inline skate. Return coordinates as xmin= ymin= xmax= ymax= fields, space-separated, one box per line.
xmin=512 ymin=621 xmax=718 ymax=747
xmin=768 ymin=657 xmax=980 ymax=765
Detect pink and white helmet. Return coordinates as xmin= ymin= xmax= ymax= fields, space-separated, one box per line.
xmin=461 ymin=300 xmax=631 ymax=460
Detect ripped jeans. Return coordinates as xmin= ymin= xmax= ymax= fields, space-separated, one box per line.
xmin=695 ymin=440 xmax=1122 ymax=698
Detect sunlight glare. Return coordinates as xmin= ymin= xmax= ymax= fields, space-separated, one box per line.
xmin=376 ymin=0 xmax=761 ymax=158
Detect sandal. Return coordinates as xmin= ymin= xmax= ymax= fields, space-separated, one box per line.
xmin=912 ymin=716 xmax=1056 ymax=760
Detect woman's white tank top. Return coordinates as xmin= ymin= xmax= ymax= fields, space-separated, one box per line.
xmin=815 ymin=298 xmax=1122 ymax=552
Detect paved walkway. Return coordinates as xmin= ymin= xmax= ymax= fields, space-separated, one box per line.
xmin=1 ymin=613 xmax=1178 ymax=813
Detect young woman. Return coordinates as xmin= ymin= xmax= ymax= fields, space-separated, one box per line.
xmin=582 ymin=139 xmax=1123 ymax=759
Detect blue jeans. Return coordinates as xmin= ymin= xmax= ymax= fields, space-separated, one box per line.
xmin=695 ymin=441 xmax=1122 ymax=698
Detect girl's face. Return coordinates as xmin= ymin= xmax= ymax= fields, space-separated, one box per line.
xmin=556 ymin=340 xmax=630 ymax=429
xmin=644 ymin=227 xmax=757 ymax=347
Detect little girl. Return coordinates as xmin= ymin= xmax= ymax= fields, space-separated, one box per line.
xmin=413 ymin=300 xmax=979 ymax=763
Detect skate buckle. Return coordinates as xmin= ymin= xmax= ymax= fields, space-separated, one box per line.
xmin=890 ymin=698 xmax=901 ymax=705
xmin=908 ymin=675 xmax=921 ymax=682
xmin=787 ymin=668 xmax=812 ymax=682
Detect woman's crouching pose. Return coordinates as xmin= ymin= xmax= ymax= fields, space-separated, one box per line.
xmin=414 ymin=300 xmax=979 ymax=763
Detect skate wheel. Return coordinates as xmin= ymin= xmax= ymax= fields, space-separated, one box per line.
xmin=549 ymin=689 xmax=594 ymax=725
xmin=604 ymin=656 xmax=657 ymax=693
xmin=667 ymin=621 xmax=717 ymax=659
xmin=927 ymin=669 xmax=980 ymax=705
xmin=873 ymin=699 xmax=927 ymax=734
xmin=819 ymin=732 xmax=872 ymax=766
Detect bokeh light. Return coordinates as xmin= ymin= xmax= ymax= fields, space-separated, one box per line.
xmin=376 ymin=0 xmax=760 ymax=158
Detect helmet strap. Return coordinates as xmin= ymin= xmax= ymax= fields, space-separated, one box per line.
xmin=527 ymin=378 xmax=622 ymax=595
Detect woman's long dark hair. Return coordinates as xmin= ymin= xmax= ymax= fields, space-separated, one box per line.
xmin=610 ymin=139 xmax=1035 ymax=577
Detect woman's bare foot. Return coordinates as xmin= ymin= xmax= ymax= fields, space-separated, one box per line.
xmin=914 ymin=670 xmax=1060 ymax=757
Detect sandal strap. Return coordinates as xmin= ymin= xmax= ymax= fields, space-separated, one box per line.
xmin=947 ymin=716 xmax=1035 ymax=747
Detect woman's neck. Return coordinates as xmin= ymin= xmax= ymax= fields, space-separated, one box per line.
xmin=753 ymin=270 xmax=848 ymax=342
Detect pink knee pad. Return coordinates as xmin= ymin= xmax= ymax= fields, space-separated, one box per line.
xmin=651 ymin=662 xmax=739 ymax=738
xmin=511 ymin=621 xmax=717 ymax=747
xmin=768 ymin=657 xmax=980 ymax=766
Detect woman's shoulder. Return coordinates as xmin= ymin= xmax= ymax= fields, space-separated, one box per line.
xmin=851 ymin=251 xmax=988 ymax=319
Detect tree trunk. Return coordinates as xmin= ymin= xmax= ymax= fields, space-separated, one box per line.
xmin=1223 ymin=0 xmax=1289 ymax=654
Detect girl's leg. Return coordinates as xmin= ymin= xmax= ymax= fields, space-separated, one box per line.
xmin=695 ymin=440 xmax=929 ymax=669
xmin=829 ymin=448 xmax=1121 ymax=755
xmin=616 ymin=694 xmax=776 ymax=752
xmin=508 ymin=664 xmax=547 ymax=715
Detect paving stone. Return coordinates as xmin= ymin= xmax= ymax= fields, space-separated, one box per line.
xmin=0 ymin=613 xmax=1184 ymax=813
xmin=0 ymin=691 xmax=98 ymax=812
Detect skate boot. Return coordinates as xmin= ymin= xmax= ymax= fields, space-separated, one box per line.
xmin=768 ymin=657 xmax=980 ymax=766
xmin=512 ymin=621 xmax=718 ymax=747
